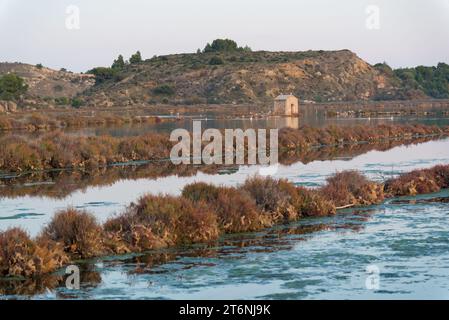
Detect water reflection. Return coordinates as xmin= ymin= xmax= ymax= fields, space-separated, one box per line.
xmin=0 ymin=137 xmax=438 ymax=200
xmin=0 ymin=262 xmax=101 ymax=297
xmin=3 ymin=111 xmax=449 ymax=139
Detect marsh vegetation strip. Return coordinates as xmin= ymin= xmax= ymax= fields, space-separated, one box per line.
xmin=0 ymin=123 xmax=446 ymax=173
xmin=1 ymin=138 xmax=449 ymax=236
xmin=3 ymin=189 xmax=449 ymax=299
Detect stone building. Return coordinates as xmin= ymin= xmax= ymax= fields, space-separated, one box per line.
xmin=273 ymin=94 xmax=299 ymax=115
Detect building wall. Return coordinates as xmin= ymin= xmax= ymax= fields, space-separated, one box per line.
xmin=274 ymin=96 xmax=299 ymax=115
xmin=287 ymin=96 xmax=299 ymax=114
xmin=274 ymin=100 xmax=288 ymax=115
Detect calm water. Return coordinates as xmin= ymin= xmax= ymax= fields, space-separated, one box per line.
xmin=1 ymin=136 xmax=449 ymax=299
xmin=36 ymin=114 xmax=449 ymax=137
xmin=45 ymin=190 xmax=449 ymax=299
xmin=3 ymin=190 xmax=449 ymax=299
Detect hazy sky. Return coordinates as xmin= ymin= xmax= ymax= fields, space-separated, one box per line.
xmin=1 ymin=0 xmax=448 ymax=72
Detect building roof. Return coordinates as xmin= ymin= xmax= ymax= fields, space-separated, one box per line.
xmin=275 ymin=94 xmax=297 ymax=101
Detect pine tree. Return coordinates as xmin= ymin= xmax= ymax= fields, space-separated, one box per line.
xmin=112 ymin=54 xmax=125 ymax=69
xmin=129 ymin=51 xmax=142 ymax=64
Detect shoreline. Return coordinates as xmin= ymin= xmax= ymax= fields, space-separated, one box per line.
xmin=0 ymin=134 xmax=445 ymax=199
xmin=1 ymin=123 xmax=447 ymax=173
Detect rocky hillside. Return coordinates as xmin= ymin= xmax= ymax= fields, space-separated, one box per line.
xmin=0 ymin=62 xmax=94 ymax=109
xmin=3 ymin=46 xmax=443 ymax=111
xmin=82 ymin=49 xmax=427 ymax=108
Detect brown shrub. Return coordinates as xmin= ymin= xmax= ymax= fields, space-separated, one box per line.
xmin=182 ymin=182 xmax=267 ymax=232
xmin=384 ymin=166 xmax=446 ymax=196
xmin=240 ymin=176 xmax=332 ymax=222
xmin=0 ymin=136 xmax=42 ymax=171
xmin=182 ymin=182 xmax=220 ymax=203
xmin=104 ymin=194 xmax=219 ymax=251
xmin=273 ymin=179 xmax=304 ymax=221
xmin=241 ymin=176 xmax=290 ymax=214
xmin=41 ymin=208 xmax=104 ymax=258
xmin=321 ymin=171 xmax=384 ymax=207
xmin=0 ymin=228 xmax=37 ymax=277
xmin=296 ymin=187 xmax=336 ymax=217
xmin=27 ymin=113 xmax=53 ymax=128
xmin=0 ymin=228 xmax=68 ymax=277
xmin=426 ymin=164 xmax=449 ymax=189
xmin=215 ymin=187 xmax=266 ymax=233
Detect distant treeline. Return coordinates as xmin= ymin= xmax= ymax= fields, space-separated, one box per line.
xmin=375 ymin=62 xmax=449 ymax=99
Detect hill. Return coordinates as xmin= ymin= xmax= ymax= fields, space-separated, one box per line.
xmin=2 ymin=40 xmax=449 ymax=110
xmin=0 ymin=62 xmax=94 ymax=109
xmin=82 ymin=49 xmax=429 ymax=108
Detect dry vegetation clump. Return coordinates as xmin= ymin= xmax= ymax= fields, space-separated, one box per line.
xmin=183 ymin=183 xmax=267 ymax=232
xmin=215 ymin=187 xmax=267 ymax=232
xmin=320 ymin=171 xmax=384 ymax=207
xmin=0 ymin=228 xmax=68 ymax=277
xmin=295 ymin=186 xmax=336 ymax=217
xmin=104 ymin=194 xmax=219 ymax=253
xmin=384 ymin=164 xmax=449 ymax=196
xmin=26 ymin=113 xmax=56 ymax=130
xmin=240 ymin=176 xmax=335 ymax=222
xmin=0 ymin=135 xmax=42 ymax=171
xmin=428 ymin=165 xmax=449 ymax=188
xmin=40 ymin=208 xmax=104 ymax=258
xmin=241 ymin=176 xmax=291 ymax=216
xmin=182 ymin=182 xmax=220 ymax=203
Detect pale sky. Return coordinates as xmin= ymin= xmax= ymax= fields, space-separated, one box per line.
xmin=0 ymin=0 xmax=448 ymax=72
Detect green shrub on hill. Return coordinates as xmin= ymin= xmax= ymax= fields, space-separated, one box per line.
xmin=203 ymin=39 xmax=251 ymax=53
xmin=87 ymin=67 xmax=118 ymax=85
xmin=0 ymin=73 xmax=28 ymax=100
xmin=129 ymin=51 xmax=142 ymax=64
xmin=152 ymin=84 xmax=175 ymax=96
xmin=209 ymin=56 xmax=224 ymax=65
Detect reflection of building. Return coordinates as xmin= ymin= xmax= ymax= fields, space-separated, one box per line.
xmin=272 ymin=116 xmax=299 ymax=129
xmin=283 ymin=116 xmax=299 ymax=129
xmin=273 ymin=94 xmax=299 ymax=116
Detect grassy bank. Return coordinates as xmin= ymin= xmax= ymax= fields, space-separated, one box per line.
xmin=1 ymin=164 xmax=449 ymax=278
xmin=0 ymin=136 xmax=436 ymax=199
xmin=0 ymin=123 xmax=447 ymax=173
xmin=0 ymin=112 xmax=176 ymax=132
